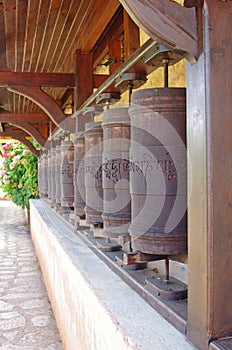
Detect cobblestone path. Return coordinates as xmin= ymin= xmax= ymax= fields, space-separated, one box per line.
xmin=0 ymin=201 xmax=63 ymax=350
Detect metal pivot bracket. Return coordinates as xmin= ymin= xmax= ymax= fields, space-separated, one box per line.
xmin=145 ymin=275 xmax=188 ymax=300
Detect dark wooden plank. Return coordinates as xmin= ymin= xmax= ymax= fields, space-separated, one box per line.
xmin=120 ymin=0 xmax=197 ymax=62
xmin=0 ymin=7 xmax=8 ymax=68
xmin=0 ymin=72 xmax=75 ymax=87
xmin=0 ymin=113 xmax=49 ymax=122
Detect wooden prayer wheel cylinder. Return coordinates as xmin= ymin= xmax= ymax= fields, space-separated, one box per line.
xmin=42 ymin=150 xmax=48 ymax=198
xmin=84 ymin=122 xmax=103 ymax=224
xmin=102 ymin=108 xmax=131 ymax=238
xmin=129 ymin=88 xmax=187 ymax=255
xmin=47 ymin=149 xmax=52 ymax=202
xmin=60 ymin=140 xmax=74 ymax=209
xmin=74 ymin=132 xmax=86 ymax=218
xmin=51 ymin=147 xmax=57 ymax=205
xmin=55 ymin=144 xmax=61 ymax=207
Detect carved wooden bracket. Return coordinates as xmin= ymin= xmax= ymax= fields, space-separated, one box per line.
xmin=120 ymin=0 xmax=198 ymax=63
xmin=0 ymin=113 xmax=49 ymax=146
xmin=10 ymin=121 xmax=47 ymax=147
xmin=0 ymin=128 xmax=40 ymax=156
xmin=7 ymin=86 xmax=66 ymax=127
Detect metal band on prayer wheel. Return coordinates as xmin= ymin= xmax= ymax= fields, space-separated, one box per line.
xmin=102 ymin=108 xmax=131 ymax=238
xmin=129 ymin=88 xmax=187 ymax=255
xmin=60 ymin=140 xmax=74 ymax=209
xmin=84 ymin=122 xmax=103 ymax=224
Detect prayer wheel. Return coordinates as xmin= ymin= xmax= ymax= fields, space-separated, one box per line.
xmin=51 ymin=147 xmax=57 ymax=205
xmin=60 ymin=140 xmax=74 ymax=209
xmin=102 ymin=108 xmax=131 ymax=237
xmin=84 ymin=122 xmax=103 ymax=224
xmin=43 ymin=150 xmax=48 ymax=198
xmin=55 ymin=144 xmax=61 ymax=207
xmin=74 ymin=132 xmax=86 ymax=218
xmin=47 ymin=149 xmax=52 ymax=202
xmin=129 ymin=88 xmax=187 ymax=255
xmin=38 ymin=156 xmax=42 ymax=197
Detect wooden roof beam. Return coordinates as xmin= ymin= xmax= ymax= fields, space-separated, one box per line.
xmin=0 ymin=113 xmax=50 ymax=123
xmin=0 ymin=72 xmax=75 ymax=87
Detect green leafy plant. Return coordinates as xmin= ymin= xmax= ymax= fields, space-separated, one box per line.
xmin=0 ymin=141 xmax=39 ymax=209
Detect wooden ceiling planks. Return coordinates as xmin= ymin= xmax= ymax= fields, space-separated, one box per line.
xmin=0 ymin=0 xmax=125 ymax=142
xmin=77 ymin=0 xmax=121 ymax=52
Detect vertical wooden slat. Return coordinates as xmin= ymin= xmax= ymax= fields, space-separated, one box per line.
xmin=187 ymin=1 xmax=232 ymax=348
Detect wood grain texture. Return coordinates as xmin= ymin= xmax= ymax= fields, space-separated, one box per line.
xmin=120 ymin=0 xmax=197 ymax=62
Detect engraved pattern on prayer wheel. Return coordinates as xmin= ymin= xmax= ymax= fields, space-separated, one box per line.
xmin=129 ymin=88 xmax=187 ymax=255
xmin=74 ymin=132 xmax=86 ymax=218
xmin=60 ymin=140 xmax=74 ymax=208
xmin=102 ymin=108 xmax=131 ymax=238
xmin=84 ymin=122 xmax=103 ymax=224
xmin=55 ymin=145 xmax=61 ymax=206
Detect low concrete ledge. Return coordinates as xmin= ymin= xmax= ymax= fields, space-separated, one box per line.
xmin=30 ymin=199 xmax=198 ymax=350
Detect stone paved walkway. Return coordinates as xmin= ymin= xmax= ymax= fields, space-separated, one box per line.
xmin=0 ymin=200 xmax=63 ymax=350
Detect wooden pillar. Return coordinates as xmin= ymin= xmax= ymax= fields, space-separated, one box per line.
xmin=76 ymin=50 xmax=93 ymax=108
xmin=187 ymin=2 xmax=232 ymax=348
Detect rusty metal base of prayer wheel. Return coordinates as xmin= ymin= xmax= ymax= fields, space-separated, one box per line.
xmin=145 ymin=275 xmax=187 ymax=301
xmin=114 ymin=256 xmax=147 ymax=271
xmin=96 ymin=238 xmax=121 ymax=252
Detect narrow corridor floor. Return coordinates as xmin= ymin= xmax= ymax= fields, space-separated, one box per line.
xmin=0 ymin=200 xmax=63 ymax=350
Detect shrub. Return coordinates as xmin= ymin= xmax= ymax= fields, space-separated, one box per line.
xmin=0 ymin=141 xmax=39 ymax=209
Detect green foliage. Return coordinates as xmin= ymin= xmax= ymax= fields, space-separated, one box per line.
xmin=0 ymin=142 xmax=39 ymax=209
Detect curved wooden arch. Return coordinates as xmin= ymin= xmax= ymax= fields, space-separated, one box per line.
xmin=0 ymin=128 xmax=40 ymax=156
xmin=10 ymin=121 xmax=47 ymax=147
xmin=120 ymin=0 xmax=198 ymax=63
xmin=7 ymin=86 xmax=66 ymax=127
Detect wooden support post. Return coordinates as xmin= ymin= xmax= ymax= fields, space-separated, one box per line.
xmin=187 ymin=1 xmax=232 ymax=348
xmin=123 ymin=10 xmax=140 ymax=60
xmin=108 ymin=37 xmax=122 ymax=74
xmin=76 ymin=50 xmax=93 ymax=108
